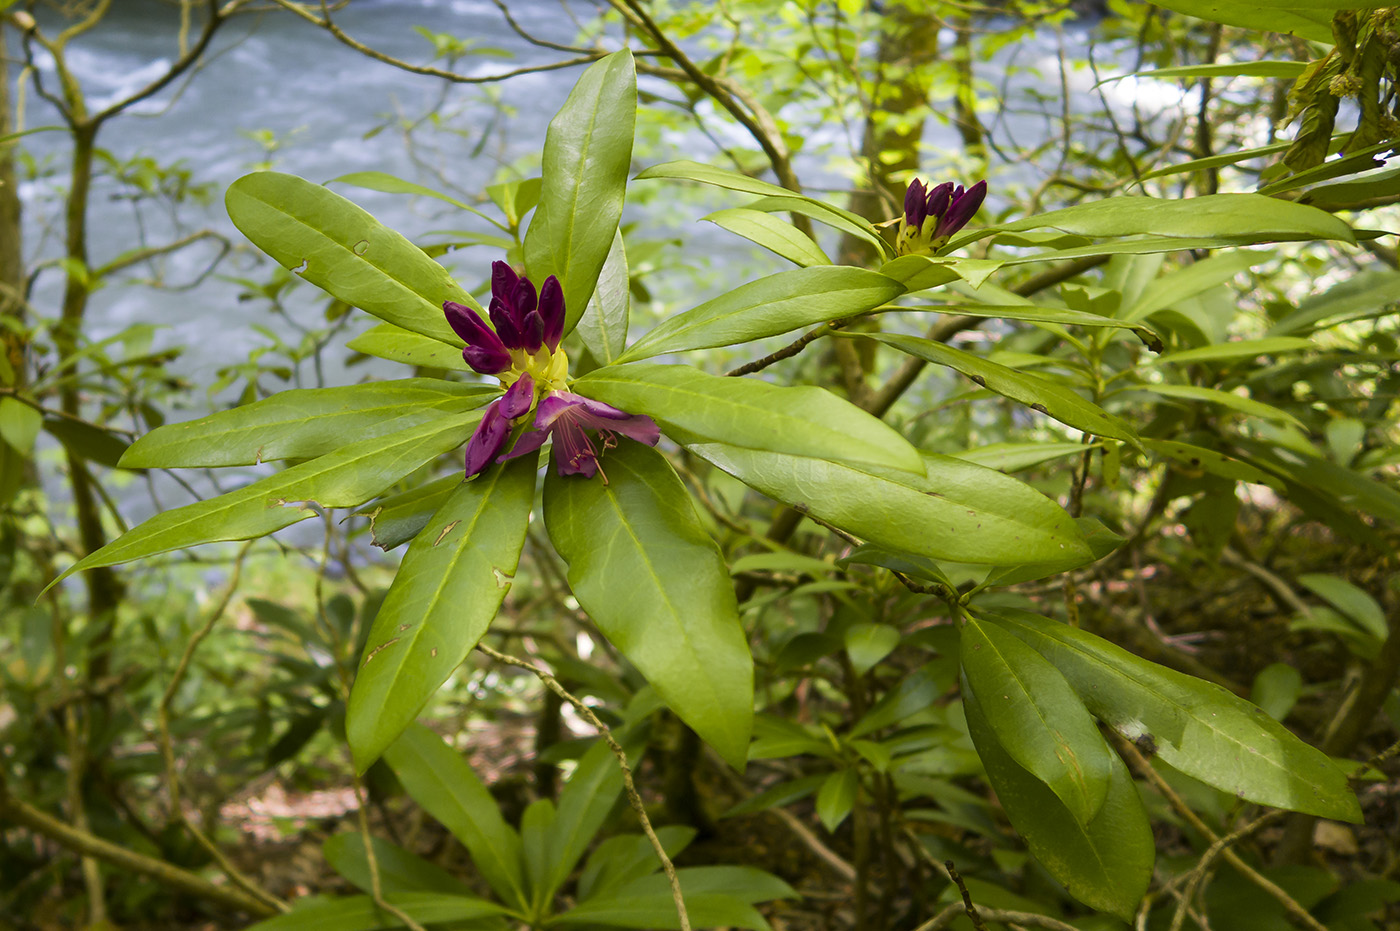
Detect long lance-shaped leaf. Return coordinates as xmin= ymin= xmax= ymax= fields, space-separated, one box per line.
xmin=573 ymin=363 xmax=923 ymax=474
xmin=346 ymin=323 xmax=474 ymax=371
xmin=962 ymin=676 xmax=1154 ymax=921
xmin=703 ymin=208 xmax=831 ymax=267
xmin=48 ymin=417 xmax=474 ymax=589
xmin=226 ymin=171 xmax=472 ymax=343
xmin=121 ymin=380 xmax=493 ymax=468
xmin=524 ymin=50 xmax=636 ymax=335
xmin=987 ymin=610 xmax=1362 ymax=822
xmin=616 ymin=267 xmax=904 ymax=362
xmin=348 ymin=456 xmax=537 ymax=771
xmin=245 ymin=893 xmax=510 ymax=931
xmin=951 ymin=192 xmax=1355 ymax=251
xmin=575 ymin=229 xmax=630 ymax=365
xmin=382 ymin=723 xmax=528 ymax=911
xmin=684 ymin=443 xmax=1092 ymax=568
xmin=916 ymin=303 xmax=1162 ymax=350
xmin=960 ymin=617 xmax=1113 ymax=826
xmin=544 ymin=443 xmax=753 ymax=769
xmin=846 ymin=331 xmax=1139 ymax=445
xmin=634 ymin=160 xmax=879 ymax=237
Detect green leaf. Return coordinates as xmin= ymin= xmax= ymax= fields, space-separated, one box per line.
xmin=382 ymin=723 xmax=527 ymax=909
xmin=358 ymin=475 xmax=459 ymax=551
xmin=323 ymin=833 xmax=477 ymax=895
xmin=1103 ymin=62 xmax=1308 ymax=83
xmin=574 ymin=363 xmax=923 ymax=473
xmin=722 ymin=773 xmax=829 ymax=818
xmin=615 ymin=267 xmax=904 ymax=363
xmin=0 ymin=398 xmax=42 ymax=454
xmin=932 ymin=303 xmax=1162 ymax=348
xmin=962 ymin=678 xmax=1153 ymax=921
xmin=703 ymin=208 xmax=831 ymax=267
xmin=246 ymin=893 xmax=509 ymax=931
xmin=524 ymin=50 xmax=636 ymax=335
xmin=850 ymin=665 xmax=942 ymax=738
xmin=49 ymin=418 xmax=474 ymax=588
xmin=331 ymin=171 xmax=505 ymax=230
xmin=847 ymin=332 xmax=1139 ymax=445
xmin=1297 ymin=574 xmax=1388 ymax=641
xmin=543 ymin=443 xmax=753 ymax=768
xmin=845 ymin=624 xmax=900 ymax=677
xmin=577 ymin=826 xmax=696 ymax=902
xmin=1251 ymin=664 xmax=1303 ymax=722
xmin=1131 ymin=383 xmax=1305 ymax=428
xmin=744 ymin=195 xmax=890 ymax=258
xmin=960 ymin=617 xmax=1113 ymax=825
xmin=348 ymin=457 xmax=536 ymax=770
xmin=636 ymin=159 xmax=869 ymax=232
xmin=575 ymin=230 xmax=629 ymax=365
xmin=41 ymin=416 xmax=130 ymax=469
xmin=226 ymin=171 xmax=471 ymax=343
xmin=1141 ymin=439 xmax=1278 ymax=486
xmin=559 ymin=866 xmax=791 ymax=929
xmin=978 ymin=194 xmax=1355 ymax=246
xmin=950 ymin=441 xmax=1096 ymax=473
xmin=987 ymin=610 xmax=1362 ymax=822
xmin=346 ymin=323 xmax=473 ymax=371
xmin=815 ymin=769 xmax=858 ymax=832
xmin=121 ymin=380 xmax=492 ymax=468
xmin=1144 ymin=0 xmax=1336 ymax=40
xmin=687 ymin=444 xmax=1092 ymax=568
xmin=1122 ymin=252 xmax=1270 ymax=323
xmin=546 ymin=737 xmax=629 ymax=900
xmin=838 ymin=544 xmax=956 ymax=592
xmin=1148 ymin=337 xmax=1313 ymax=366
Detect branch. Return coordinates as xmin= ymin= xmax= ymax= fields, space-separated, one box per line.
xmin=263 ymin=0 xmax=602 ymax=84
xmin=1112 ymin=734 xmax=1329 ymax=931
xmin=92 ymin=0 xmax=224 ymax=127
xmin=157 ymin=542 xmax=288 ymax=915
xmin=0 ymin=776 xmax=278 ymax=917
xmin=476 ymin=642 xmax=692 ymax=931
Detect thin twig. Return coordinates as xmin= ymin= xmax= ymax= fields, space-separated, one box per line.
xmin=726 ymin=320 xmax=849 ymax=377
xmin=1169 ymin=809 xmax=1287 ymax=931
xmin=476 ymin=642 xmax=692 ymax=931
xmin=1113 ymin=734 xmax=1329 ymax=931
xmin=157 ymin=542 xmax=288 ymax=914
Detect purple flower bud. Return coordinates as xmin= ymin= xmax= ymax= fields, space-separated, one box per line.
xmin=444 ymin=300 xmax=511 ymax=375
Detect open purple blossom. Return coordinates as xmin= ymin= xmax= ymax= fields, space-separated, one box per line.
xmin=504 ymin=391 xmax=661 ymax=479
xmin=896 ymin=178 xmax=987 ymax=257
xmin=445 ymin=261 xmax=658 ymax=480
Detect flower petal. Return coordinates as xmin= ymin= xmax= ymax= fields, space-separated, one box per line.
xmin=542 ymin=392 xmax=661 ymax=446
xmin=937 ymin=179 xmax=987 ymax=239
xmin=463 ymin=398 xmax=513 ymax=477
xmin=924 ymin=181 xmax=954 ymax=221
xmin=501 ymin=373 xmax=536 ymax=418
xmin=549 ymin=416 xmax=599 ymax=478
xmin=489 ymin=295 xmax=523 ymax=350
xmin=539 ymin=275 xmax=565 ymax=352
xmin=903 ymin=178 xmax=927 ymax=227
xmin=444 ymin=301 xmax=510 ymax=374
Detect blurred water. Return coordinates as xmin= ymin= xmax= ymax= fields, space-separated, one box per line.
xmin=18 ymin=0 xmax=591 ymax=389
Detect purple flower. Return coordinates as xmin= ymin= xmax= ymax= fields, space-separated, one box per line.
xmin=447 ymin=262 xmax=658 ymax=481
xmin=504 ymin=391 xmax=661 ymax=479
xmin=896 ymin=178 xmax=987 ymax=256
xmin=444 ymin=260 xmax=566 ymax=374
xmin=463 ymin=374 xmax=536 ymax=476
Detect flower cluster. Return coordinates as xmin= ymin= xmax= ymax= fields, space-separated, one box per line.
xmin=895 ymin=178 xmax=987 ymax=257
xmin=444 ymin=262 xmax=658 ymax=480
